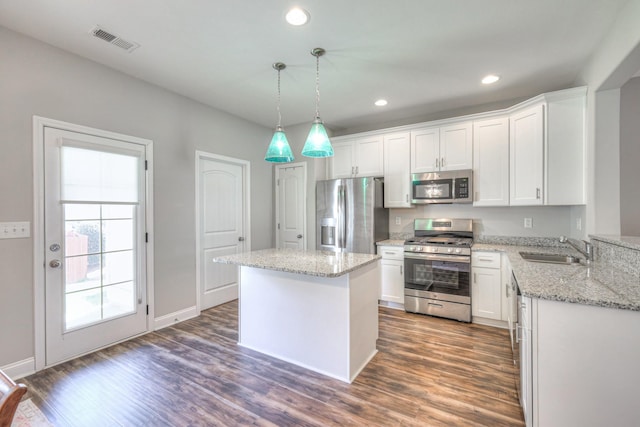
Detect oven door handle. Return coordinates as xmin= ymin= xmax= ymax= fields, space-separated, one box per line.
xmin=404 ymin=253 xmax=470 ymax=263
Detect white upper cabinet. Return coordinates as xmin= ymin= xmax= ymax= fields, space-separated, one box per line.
xmin=383 ymin=132 xmax=411 ymax=208
xmin=411 ymin=122 xmax=472 ymax=173
xmin=509 ymin=87 xmax=586 ymax=206
xmin=439 ymin=122 xmax=473 ymax=171
xmin=510 ymin=104 xmax=545 ymax=205
xmin=330 ymin=135 xmax=384 ymax=178
xmin=473 ymin=117 xmax=510 ymax=206
xmin=410 ymin=127 xmax=440 ymax=172
xmin=545 ymin=91 xmax=586 ymax=205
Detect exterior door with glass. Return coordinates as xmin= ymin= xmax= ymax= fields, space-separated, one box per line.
xmin=43 ymin=127 xmax=148 ymax=365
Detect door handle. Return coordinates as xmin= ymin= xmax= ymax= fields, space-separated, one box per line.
xmin=297 ymin=234 xmax=303 ymax=239
xmin=49 ymin=259 xmax=61 ymax=268
xmin=238 ymin=237 xmax=245 ymax=242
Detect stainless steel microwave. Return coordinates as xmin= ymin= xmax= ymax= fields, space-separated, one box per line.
xmin=411 ymin=169 xmax=473 ymax=204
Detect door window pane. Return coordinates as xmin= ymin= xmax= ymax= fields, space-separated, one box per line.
xmin=103 ymin=282 xmax=135 ymax=318
xmin=65 ymin=288 xmax=102 ymax=330
xmin=102 ymin=220 xmax=134 ymax=252
xmin=63 ymin=203 xmax=137 ymax=331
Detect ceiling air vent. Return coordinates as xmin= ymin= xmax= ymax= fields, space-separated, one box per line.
xmin=91 ymin=26 xmax=139 ymax=53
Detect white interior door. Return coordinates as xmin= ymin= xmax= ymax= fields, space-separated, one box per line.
xmin=276 ymin=163 xmax=306 ymax=249
xmin=43 ymin=127 xmax=148 ymax=366
xmin=198 ymin=154 xmax=248 ymax=310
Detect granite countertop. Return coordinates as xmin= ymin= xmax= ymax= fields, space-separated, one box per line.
xmin=213 ymin=248 xmax=381 ymax=278
xmin=590 ymin=234 xmax=640 ymax=251
xmin=473 ymin=243 xmax=640 ymax=311
xmin=376 ymin=239 xmax=405 ymax=247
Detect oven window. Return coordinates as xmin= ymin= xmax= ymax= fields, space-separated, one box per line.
xmin=405 ymin=258 xmax=470 ymax=295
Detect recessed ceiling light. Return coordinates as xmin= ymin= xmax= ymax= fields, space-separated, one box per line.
xmin=482 ymin=74 xmax=500 ymax=85
xmin=286 ymin=8 xmax=310 ymax=26
xmin=374 ymin=99 xmax=388 ymax=107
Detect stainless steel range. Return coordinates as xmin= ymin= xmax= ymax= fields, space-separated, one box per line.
xmin=404 ymin=218 xmax=473 ymax=322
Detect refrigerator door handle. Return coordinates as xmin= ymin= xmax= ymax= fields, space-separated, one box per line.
xmin=337 ymin=184 xmax=346 ymax=249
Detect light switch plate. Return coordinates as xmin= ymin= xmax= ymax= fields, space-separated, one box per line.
xmin=0 ymin=222 xmax=31 ymax=239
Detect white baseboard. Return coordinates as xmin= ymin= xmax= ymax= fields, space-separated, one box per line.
xmin=472 ymin=316 xmax=508 ymax=329
xmin=1 ymin=357 xmax=35 ymax=380
xmin=378 ymin=300 xmax=405 ymax=311
xmin=154 ymin=305 xmax=199 ymax=330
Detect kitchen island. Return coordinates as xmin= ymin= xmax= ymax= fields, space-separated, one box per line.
xmin=213 ymin=248 xmax=381 ymax=383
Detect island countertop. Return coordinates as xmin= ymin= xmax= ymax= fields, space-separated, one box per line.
xmin=213 ymin=248 xmax=381 ymax=278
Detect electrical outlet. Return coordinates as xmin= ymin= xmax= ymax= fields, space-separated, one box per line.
xmin=395 ymin=216 xmax=401 ymax=225
xmin=0 ymin=222 xmax=30 ymax=239
xmin=576 ymin=218 xmax=582 ymax=231
xmin=524 ymin=218 xmax=533 ymax=229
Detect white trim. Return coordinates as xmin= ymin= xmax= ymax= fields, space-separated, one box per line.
xmin=274 ymin=162 xmax=308 ymax=249
xmin=331 ymin=86 xmax=588 ymax=142
xmin=1 ymin=358 xmax=36 ymax=380
xmin=194 ymin=150 xmax=251 ymax=313
xmin=153 ymin=305 xmax=199 ymax=330
xmin=32 ymin=116 xmax=154 ymax=371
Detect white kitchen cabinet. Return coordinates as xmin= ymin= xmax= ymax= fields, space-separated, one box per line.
xmin=471 ymin=251 xmax=502 ymax=321
xmin=509 ymin=87 xmax=586 ymax=206
xmin=411 ymin=121 xmax=472 ymax=173
xmin=473 ymin=117 xmax=509 ymax=206
xmin=519 ymin=295 xmax=532 ymax=427
xmin=330 ymin=135 xmax=384 ymax=178
xmin=516 ymin=295 xmax=640 ymax=426
xmin=510 ymin=104 xmax=544 ymax=205
xmin=383 ymin=132 xmax=411 ymax=208
xmin=378 ymin=245 xmax=404 ymax=306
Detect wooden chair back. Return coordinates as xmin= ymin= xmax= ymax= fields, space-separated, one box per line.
xmin=0 ymin=369 xmax=27 ymax=427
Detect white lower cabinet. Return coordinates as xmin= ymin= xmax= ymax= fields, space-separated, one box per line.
xmin=378 ymin=245 xmax=404 ymax=306
xmin=471 ymin=251 xmax=506 ymax=323
xmin=518 ymin=297 xmax=640 ymax=427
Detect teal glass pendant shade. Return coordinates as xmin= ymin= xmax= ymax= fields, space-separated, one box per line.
xmin=302 ymin=117 xmax=333 ymax=158
xmin=265 ymin=126 xmax=295 ymax=163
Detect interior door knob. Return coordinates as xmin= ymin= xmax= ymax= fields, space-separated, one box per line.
xmin=297 ymin=234 xmax=303 ymax=239
xmin=49 ymin=259 xmax=61 ymax=268
xmin=238 ymin=237 xmax=245 ymax=242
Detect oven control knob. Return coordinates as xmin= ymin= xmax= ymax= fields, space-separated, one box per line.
xmin=455 ymin=248 xmax=462 ymax=254
xmin=447 ymin=248 xmax=453 ymax=253
xmin=416 ymin=246 xmax=422 ymax=252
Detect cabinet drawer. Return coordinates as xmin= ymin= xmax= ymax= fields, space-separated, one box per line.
xmin=472 ymin=252 xmax=501 ymax=269
xmin=378 ymin=246 xmax=404 ymax=260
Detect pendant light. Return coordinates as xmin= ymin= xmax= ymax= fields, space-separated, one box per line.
xmin=302 ymin=48 xmax=334 ymax=158
xmin=265 ymin=62 xmax=295 ymax=163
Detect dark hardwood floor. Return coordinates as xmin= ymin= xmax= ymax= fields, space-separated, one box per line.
xmin=23 ymin=301 xmax=524 ymax=426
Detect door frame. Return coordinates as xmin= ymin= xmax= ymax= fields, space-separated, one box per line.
xmin=275 ymin=162 xmax=307 ymax=249
xmin=194 ymin=150 xmax=251 ymax=313
xmin=32 ymin=116 xmax=155 ymax=371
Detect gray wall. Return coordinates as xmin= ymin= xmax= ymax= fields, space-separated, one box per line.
xmin=577 ymin=0 xmax=640 ymax=235
xmin=620 ymin=77 xmax=640 ymax=235
xmin=389 ymin=205 xmax=575 ymax=238
xmin=0 ymin=26 xmax=273 ymax=366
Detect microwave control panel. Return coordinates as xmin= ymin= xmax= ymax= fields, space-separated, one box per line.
xmin=454 ymin=178 xmax=470 ymax=199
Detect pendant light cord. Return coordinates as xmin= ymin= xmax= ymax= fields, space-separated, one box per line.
xmin=315 ymin=53 xmax=320 ymax=119
xmin=277 ymin=67 xmax=282 ymax=128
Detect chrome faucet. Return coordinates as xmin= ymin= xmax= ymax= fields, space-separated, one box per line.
xmin=559 ymin=236 xmax=594 ymax=263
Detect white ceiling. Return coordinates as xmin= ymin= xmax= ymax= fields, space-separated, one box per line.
xmin=0 ymin=0 xmax=629 ymax=132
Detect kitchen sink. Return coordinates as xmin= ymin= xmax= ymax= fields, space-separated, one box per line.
xmin=519 ymin=251 xmax=582 ymax=265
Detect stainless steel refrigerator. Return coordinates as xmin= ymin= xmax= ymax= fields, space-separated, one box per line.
xmin=316 ymin=177 xmax=389 ymax=254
